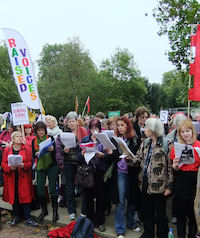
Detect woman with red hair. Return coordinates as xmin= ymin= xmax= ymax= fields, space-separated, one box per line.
xmin=23 ymin=124 xmax=35 ymax=151
xmin=107 ymin=116 xmax=140 ymax=238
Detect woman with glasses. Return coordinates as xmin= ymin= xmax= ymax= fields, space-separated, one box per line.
xmin=132 ymin=106 xmax=150 ymax=150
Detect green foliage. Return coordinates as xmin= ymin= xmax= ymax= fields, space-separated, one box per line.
xmin=0 ymin=42 xmax=20 ymax=112
xmin=97 ymin=48 xmax=147 ymax=115
xmin=161 ymin=69 xmax=187 ymax=107
xmin=144 ymin=79 xmax=166 ymax=114
xmin=153 ymin=0 xmax=200 ymax=70
xmin=37 ymin=37 xmax=97 ymax=117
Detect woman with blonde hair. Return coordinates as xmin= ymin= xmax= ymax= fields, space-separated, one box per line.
xmin=2 ymin=131 xmax=37 ymax=227
xmin=171 ymin=119 xmax=200 ymax=238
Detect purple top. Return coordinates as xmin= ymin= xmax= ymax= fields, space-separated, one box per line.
xmin=117 ymin=137 xmax=128 ymax=174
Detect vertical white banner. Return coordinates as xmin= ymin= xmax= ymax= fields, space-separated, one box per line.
xmin=2 ymin=28 xmax=40 ymax=109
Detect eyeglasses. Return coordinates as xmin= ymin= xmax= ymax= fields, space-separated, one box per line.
xmin=139 ymin=116 xmax=148 ymax=119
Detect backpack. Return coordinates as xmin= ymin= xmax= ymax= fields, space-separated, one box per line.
xmin=70 ymin=216 xmax=94 ymax=238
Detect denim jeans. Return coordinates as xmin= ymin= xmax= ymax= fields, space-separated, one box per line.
xmin=64 ymin=164 xmax=77 ymax=214
xmin=115 ymin=171 xmax=137 ymax=235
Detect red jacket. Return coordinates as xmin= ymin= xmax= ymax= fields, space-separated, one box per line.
xmin=2 ymin=144 xmax=35 ymax=204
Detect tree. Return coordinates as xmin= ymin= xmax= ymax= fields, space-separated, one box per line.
xmin=153 ymin=0 xmax=200 ymax=70
xmin=0 ymin=42 xmax=20 ymax=112
xmin=144 ymin=79 xmax=166 ymax=114
xmin=37 ymin=37 xmax=98 ymax=117
xmin=161 ymin=69 xmax=187 ymax=107
xmin=97 ymin=48 xmax=147 ymax=115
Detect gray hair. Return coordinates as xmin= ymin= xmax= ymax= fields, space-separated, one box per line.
xmin=11 ymin=131 xmax=22 ymax=141
xmin=145 ymin=118 xmax=164 ymax=137
xmin=46 ymin=115 xmax=58 ymax=127
xmin=174 ymin=114 xmax=187 ymax=128
xmin=66 ymin=111 xmax=78 ymax=121
xmin=101 ymin=118 xmax=108 ymax=125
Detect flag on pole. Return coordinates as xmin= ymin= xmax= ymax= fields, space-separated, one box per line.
xmin=75 ymin=96 xmax=79 ymax=113
xmin=40 ymin=100 xmax=45 ymax=115
xmin=1 ymin=120 xmax=6 ymax=130
xmin=86 ymin=96 xmax=90 ymax=114
xmin=188 ymin=25 xmax=200 ymax=101
xmin=2 ymin=28 xmax=40 ymax=109
xmin=28 ymin=108 xmax=36 ymax=123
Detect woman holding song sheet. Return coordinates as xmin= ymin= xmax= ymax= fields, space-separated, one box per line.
xmin=170 ymin=119 xmax=200 ymax=238
xmin=2 ymin=131 xmax=37 ymax=227
xmin=79 ymin=118 xmax=108 ymax=232
xmin=55 ymin=111 xmax=87 ymax=220
xmin=32 ymin=121 xmax=58 ymax=222
xmin=106 ymin=116 xmax=140 ymax=238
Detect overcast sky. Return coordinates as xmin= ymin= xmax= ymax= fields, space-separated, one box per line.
xmin=0 ymin=0 xmax=176 ymax=84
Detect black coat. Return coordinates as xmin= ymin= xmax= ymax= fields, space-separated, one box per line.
xmin=108 ymin=137 xmax=140 ymax=205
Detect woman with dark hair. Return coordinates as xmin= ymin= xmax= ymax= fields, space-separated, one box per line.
xmin=132 ymin=106 xmax=150 ymax=150
xmin=107 ymin=116 xmax=140 ymax=238
xmin=79 ymin=118 xmax=108 ymax=232
xmin=32 ymin=121 xmax=58 ymax=222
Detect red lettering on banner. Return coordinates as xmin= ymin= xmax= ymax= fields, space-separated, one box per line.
xmin=8 ymin=39 xmax=16 ymax=48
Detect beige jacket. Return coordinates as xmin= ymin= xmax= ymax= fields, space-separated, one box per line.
xmin=127 ymin=137 xmax=174 ymax=194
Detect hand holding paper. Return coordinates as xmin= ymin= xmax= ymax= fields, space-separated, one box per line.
xmin=38 ymin=138 xmax=54 ymax=158
xmin=93 ymin=131 xmax=116 ymax=150
xmin=174 ymin=142 xmax=195 ymax=167
xmin=8 ymin=154 xmax=23 ymax=167
xmin=60 ymin=133 xmax=76 ymax=149
xmin=80 ymin=142 xmax=99 ymax=164
xmin=112 ymin=136 xmax=136 ymax=160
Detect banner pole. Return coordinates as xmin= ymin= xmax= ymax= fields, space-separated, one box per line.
xmin=188 ymin=24 xmax=197 ymax=118
xmin=82 ymin=97 xmax=88 ymax=118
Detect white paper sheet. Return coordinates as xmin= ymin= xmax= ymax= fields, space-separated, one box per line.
xmin=112 ymin=136 xmax=136 ymax=160
xmin=195 ymin=147 xmax=200 ymax=156
xmin=39 ymin=138 xmax=52 ymax=152
xmin=8 ymin=154 xmax=23 ymax=166
xmin=93 ymin=131 xmax=116 ymax=150
xmin=80 ymin=142 xmax=99 ymax=164
xmin=174 ymin=142 xmax=195 ymax=167
xmin=192 ymin=121 xmax=200 ymax=134
xmin=103 ymin=130 xmax=115 ymax=139
xmin=60 ymin=132 xmax=76 ymax=148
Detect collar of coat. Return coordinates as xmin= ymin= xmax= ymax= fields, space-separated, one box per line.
xmin=144 ymin=137 xmax=163 ymax=148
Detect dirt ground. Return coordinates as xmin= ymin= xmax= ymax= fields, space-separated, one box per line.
xmin=0 ymin=210 xmax=51 ymax=238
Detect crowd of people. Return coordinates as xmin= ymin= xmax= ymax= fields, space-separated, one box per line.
xmin=0 ymin=107 xmax=200 ymax=238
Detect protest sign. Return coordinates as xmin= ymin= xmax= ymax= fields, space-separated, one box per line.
xmin=160 ymin=110 xmax=169 ymax=124
xmin=11 ymin=102 xmax=29 ymax=126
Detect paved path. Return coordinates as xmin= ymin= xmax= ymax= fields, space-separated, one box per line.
xmin=0 ymin=186 xmax=177 ymax=238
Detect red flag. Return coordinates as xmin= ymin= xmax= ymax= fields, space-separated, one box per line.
xmin=189 ymin=25 xmax=200 ymax=101
xmin=86 ymin=97 xmax=90 ymax=114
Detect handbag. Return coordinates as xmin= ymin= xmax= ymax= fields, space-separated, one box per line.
xmin=76 ymin=164 xmax=95 ymax=188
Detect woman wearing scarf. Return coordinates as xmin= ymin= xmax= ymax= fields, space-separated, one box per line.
xmin=32 ymin=121 xmax=58 ymax=222
xmin=46 ymin=115 xmax=62 ymax=141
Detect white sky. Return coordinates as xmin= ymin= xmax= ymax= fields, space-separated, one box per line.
xmin=0 ymin=0 xmax=176 ymax=84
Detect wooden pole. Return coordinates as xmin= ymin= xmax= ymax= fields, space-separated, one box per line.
xmin=188 ymin=24 xmax=198 ymax=119
xmin=21 ymin=124 xmax=25 ymax=143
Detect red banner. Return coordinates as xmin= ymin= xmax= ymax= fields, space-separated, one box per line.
xmin=189 ymin=25 xmax=200 ymax=101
